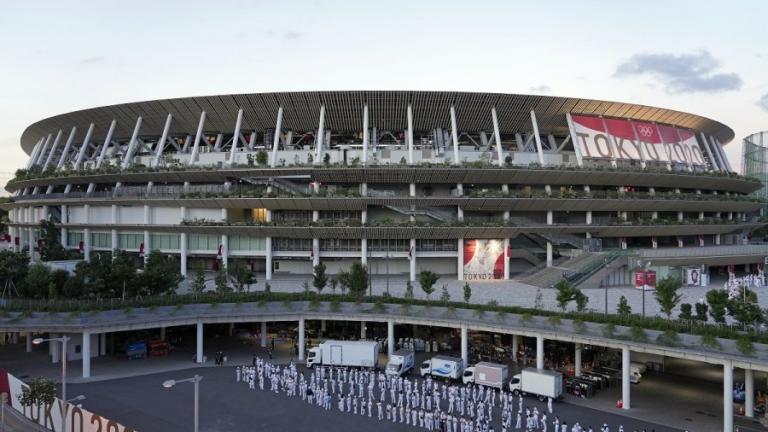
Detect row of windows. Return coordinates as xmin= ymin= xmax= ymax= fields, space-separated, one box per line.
xmin=229 ymin=235 xmax=266 ymax=251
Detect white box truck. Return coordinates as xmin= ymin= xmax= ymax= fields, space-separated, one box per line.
xmin=306 ymin=340 xmax=379 ymax=368
xmin=508 ymin=368 xmax=563 ymax=401
xmin=462 ymin=362 xmax=509 ymax=389
xmin=419 ymin=355 xmax=464 ymax=380
xmin=386 ymin=350 xmax=415 ymax=376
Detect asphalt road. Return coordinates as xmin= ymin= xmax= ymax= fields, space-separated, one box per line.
xmin=68 ymin=366 xmax=681 ymax=432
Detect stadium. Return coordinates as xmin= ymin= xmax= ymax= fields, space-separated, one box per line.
xmin=3 ymin=91 xmax=766 ymax=289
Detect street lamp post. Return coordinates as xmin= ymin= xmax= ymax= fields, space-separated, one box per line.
xmin=162 ymin=375 xmax=203 ymax=432
xmin=33 ymin=335 xmax=70 ymax=432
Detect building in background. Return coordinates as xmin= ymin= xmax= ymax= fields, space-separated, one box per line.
xmin=742 ymin=131 xmax=768 ymax=213
xmin=2 ymin=91 xmax=765 ymax=289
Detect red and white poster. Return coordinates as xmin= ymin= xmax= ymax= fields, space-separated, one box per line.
xmin=463 ymin=239 xmax=504 ymax=280
xmin=634 ymin=270 xmax=657 ymax=290
xmin=571 ymin=114 xmax=706 ymax=166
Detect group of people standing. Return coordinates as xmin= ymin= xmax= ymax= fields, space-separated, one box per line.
xmin=234 ymin=356 xmax=657 ymax=432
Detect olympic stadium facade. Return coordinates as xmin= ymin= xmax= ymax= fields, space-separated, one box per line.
xmin=3 ymin=91 xmax=766 ymax=288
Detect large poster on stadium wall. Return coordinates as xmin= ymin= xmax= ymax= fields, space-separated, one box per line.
xmin=463 ymin=239 xmax=504 ymax=280
xmin=570 ymin=114 xmax=706 ymax=166
xmin=0 ymin=369 xmax=136 ymax=432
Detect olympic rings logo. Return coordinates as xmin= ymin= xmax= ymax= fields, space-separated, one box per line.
xmin=637 ymin=125 xmax=654 ymax=137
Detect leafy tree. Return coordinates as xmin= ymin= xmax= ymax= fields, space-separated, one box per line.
xmin=727 ymin=286 xmax=763 ymax=328
xmin=214 ymin=265 xmax=230 ymax=293
xmin=139 ymin=250 xmax=183 ymax=295
xmin=255 ymin=150 xmax=269 ymax=166
xmin=190 ymin=268 xmax=206 ymax=294
xmin=228 ymin=260 xmax=255 ymax=292
xmin=404 ymin=280 xmax=414 ymax=299
xmin=617 ymin=295 xmax=632 ymax=316
xmin=17 ymin=377 xmax=56 ymax=408
xmin=705 ymin=289 xmax=728 ymax=323
xmin=22 ymin=263 xmax=52 ymax=299
xmin=678 ymin=303 xmax=692 ymax=320
xmin=654 ymin=276 xmax=682 ymax=319
xmin=694 ymin=302 xmax=709 ymax=322
xmin=338 ymin=261 xmax=368 ymax=299
xmin=574 ymin=290 xmax=589 ymax=312
xmin=38 ymin=220 xmax=67 ymax=261
xmin=0 ymin=250 xmax=29 ymax=295
xmin=70 ymin=251 xmax=138 ymax=299
xmin=418 ymin=270 xmax=439 ymax=300
xmin=463 ymin=282 xmax=472 ymax=303
xmin=313 ymin=262 xmax=328 ymax=293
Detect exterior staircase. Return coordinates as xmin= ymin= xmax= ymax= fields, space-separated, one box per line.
xmin=517 ymin=252 xmax=608 ymax=288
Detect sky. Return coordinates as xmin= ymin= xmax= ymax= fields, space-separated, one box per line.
xmin=1 ymin=0 xmax=767 ymax=194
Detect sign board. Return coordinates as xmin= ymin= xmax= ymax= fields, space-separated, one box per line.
xmin=685 ymin=268 xmax=702 ymax=287
xmin=634 ymin=270 xmax=657 ymax=289
xmin=463 ymin=239 xmax=504 ymax=280
xmin=570 ymin=114 xmax=706 ymax=166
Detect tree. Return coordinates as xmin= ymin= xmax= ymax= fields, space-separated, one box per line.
xmin=654 ymin=276 xmax=682 ymax=319
xmin=418 ymin=270 xmax=439 ymax=300
xmin=17 ymin=377 xmax=56 ymax=408
xmin=727 ymin=286 xmax=763 ymax=328
xmin=139 ymin=250 xmax=183 ymax=296
xmin=706 ymin=289 xmax=728 ymax=323
xmin=0 ymin=250 xmax=29 ymax=295
xmin=255 ymin=150 xmax=269 ymax=166
xmin=313 ymin=262 xmax=328 ymax=293
xmin=574 ymin=290 xmax=589 ymax=312
xmin=38 ymin=220 xmax=67 ymax=261
xmin=190 ymin=268 xmax=206 ymax=294
xmin=617 ymin=295 xmax=632 ymax=316
xmin=22 ymin=263 xmax=52 ymax=299
xmin=554 ymin=279 xmax=580 ymax=311
xmin=214 ymin=265 xmax=231 ymax=293
xmin=338 ymin=261 xmax=368 ymax=299
xmin=694 ymin=301 xmax=709 ymax=321
xmin=678 ymin=303 xmax=693 ymax=320
xmin=440 ymin=285 xmax=450 ymax=303
xmin=463 ymin=282 xmax=472 ymax=303
xmin=228 ymin=260 xmax=255 ymax=293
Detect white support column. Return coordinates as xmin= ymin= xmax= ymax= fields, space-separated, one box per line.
xmin=71 ymin=123 xmax=95 ymax=171
xmin=407 ymin=104 xmax=414 ymax=164
xmin=120 ymin=117 xmax=144 ymax=170
xmin=360 ymin=238 xmax=367 ymax=266
xmin=713 ymin=137 xmax=733 ymax=172
xmin=724 ymin=360 xmax=733 ymax=431
xmin=298 ymin=318 xmax=305 ymax=361
xmin=265 ymin=237 xmax=273 ymax=281
xmin=99 ymin=333 xmax=107 ymax=356
xmin=227 ymin=108 xmax=244 ymax=165
xmin=745 ymin=368 xmax=754 ymax=418
xmin=269 ymin=106 xmax=284 ymax=167
xmin=82 ymin=330 xmax=91 ymax=378
xmin=362 ymin=104 xmax=369 ymax=164
xmin=450 ymin=105 xmax=460 ymax=165
xmin=566 ymin=113 xmax=584 ymax=167
xmin=221 ymin=233 xmax=228 ymax=269
xmin=409 ymin=238 xmax=416 ymax=282
xmin=536 ymin=335 xmax=544 ymax=369
xmin=151 ymin=114 xmax=173 ymax=167
xmin=574 ymin=343 xmax=582 ymax=377
xmin=50 ymin=333 xmax=60 ymax=364
xmin=530 ymin=110 xmax=545 ymax=166
xmin=511 ymin=335 xmax=519 ymax=363
xmin=546 ymin=242 xmax=553 ymax=268
xmin=55 ymin=126 xmax=78 ymax=169
xmin=360 ymin=321 xmax=366 ymax=340
xmin=83 ymin=204 xmax=91 ymax=262
xmin=180 ymin=232 xmax=188 ymax=277
xmin=699 ymin=133 xmax=721 ymax=172
xmin=460 ymin=324 xmax=468 ymax=366
xmin=491 ymin=107 xmax=504 ymax=167
xmin=503 ymin=238 xmax=510 ymax=280
xmin=42 ymin=130 xmax=63 ymax=169
xmin=260 ymin=321 xmax=267 ymax=348
xmin=189 ymin=111 xmax=207 ymax=166
xmin=25 ymin=138 xmax=44 ymax=169
xmin=95 ymin=120 xmax=117 ymax=169
xmin=196 ymin=322 xmax=204 ymax=363
xmin=622 ymin=346 xmax=631 ymax=410
xmin=34 ymin=134 xmax=53 ymax=167
xmin=61 ymin=204 xmax=69 ymax=246
xmin=314 ymin=105 xmax=326 ymax=163
xmin=457 ymin=238 xmax=464 ymax=281
xmin=387 ymin=320 xmax=394 ymax=356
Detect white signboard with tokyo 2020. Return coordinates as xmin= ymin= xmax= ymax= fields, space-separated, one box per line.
xmin=570 ymin=114 xmax=706 ymax=166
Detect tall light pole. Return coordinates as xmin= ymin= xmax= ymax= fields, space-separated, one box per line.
xmin=162 ymin=375 xmax=203 ymax=432
xmin=33 ymin=335 xmax=70 ymax=432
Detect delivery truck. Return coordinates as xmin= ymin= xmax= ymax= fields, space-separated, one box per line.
xmin=508 ymin=368 xmax=563 ymax=401
xmin=462 ymin=362 xmax=509 ymax=389
xmin=306 ymin=340 xmax=379 ymax=368
xmin=419 ymin=355 xmax=464 ymax=380
xmin=386 ymin=350 xmax=415 ymax=376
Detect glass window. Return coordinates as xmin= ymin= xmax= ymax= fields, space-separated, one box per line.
xmin=188 ymin=234 xmax=219 ymax=250
xmin=150 ymin=234 xmax=180 ymax=251
xmin=68 ymin=231 xmax=84 ymax=248
xmin=119 ymin=233 xmax=143 ymax=249
xmin=229 ymin=236 xmax=266 ymax=251
xmin=90 ymin=232 xmax=111 ymax=248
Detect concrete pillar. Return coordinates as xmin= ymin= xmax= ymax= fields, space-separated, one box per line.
xmin=26 ymin=332 xmax=32 ymax=353
xmin=360 ymin=238 xmax=367 ymax=266
xmin=511 ymin=335 xmax=519 ymax=363
xmin=536 ymin=335 xmax=544 ymax=369
xmin=745 ymin=368 xmax=754 ymax=418
xmin=360 ymin=321 xmax=366 ymax=340
xmin=409 ymin=238 xmax=416 ymax=282
xmin=387 ymin=320 xmax=394 ymax=356
xmin=82 ymin=331 xmax=91 ymax=378
xmin=99 ymin=333 xmax=106 ymax=356
xmin=180 ymin=233 xmax=188 ymax=277
xmin=298 ymin=318 xmax=305 ymax=361
xmin=160 ymin=326 xmax=166 ymax=340
xmin=503 ymin=238 xmax=510 ymax=280
xmin=460 ymin=325 xmax=468 ymax=366
xmin=724 ymin=361 xmax=733 ymax=431
xmin=312 ymin=238 xmax=320 ymax=267
xmin=457 ymin=238 xmax=464 ymax=281
xmin=265 ymin=237 xmax=273 ymax=280
xmin=622 ymin=346 xmax=631 ymax=410
xmin=261 ymin=321 xmax=267 ymax=348
xmin=546 ymin=242 xmax=553 ymax=267
xmin=196 ymin=322 xmax=204 ymax=363
xmin=574 ymin=343 xmax=582 ymax=377
xmin=50 ymin=333 xmax=60 ymax=364
xmin=221 ymin=233 xmax=228 ymax=269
